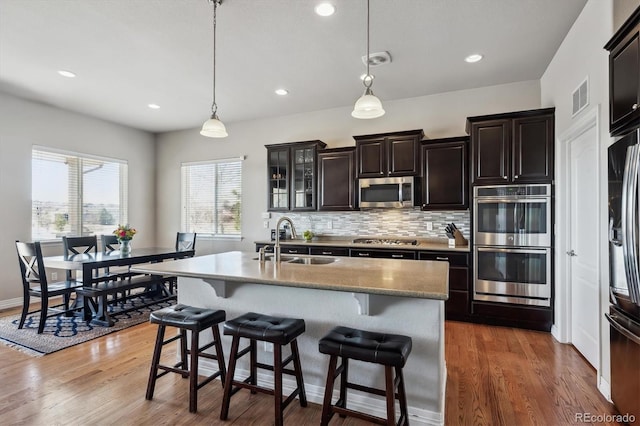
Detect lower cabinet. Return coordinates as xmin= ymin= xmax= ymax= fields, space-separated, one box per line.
xmin=309 ymin=246 xmax=349 ymax=257
xmin=255 ymin=243 xmax=309 ymax=255
xmin=418 ymin=251 xmax=470 ymax=320
xmin=350 ymin=249 xmax=416 ymax=259
xmin=471 ymin=302 xmax=552 ymax=332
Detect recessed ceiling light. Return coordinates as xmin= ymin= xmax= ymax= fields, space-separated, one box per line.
xmin=147 ymin=103 xmax=161 ymax=109
xmin=314 ymin=3 xmax=335 ymax=17
xmin=465 ymin=54 xmax=483 ymax=63
xmin=57 ymin=70 xmax=76 ymax=78
xmin=275 ymin=89 xmax=289 ymax=96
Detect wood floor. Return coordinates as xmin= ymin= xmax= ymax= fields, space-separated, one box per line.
xmin=0 ymin=310 xmax=619 ymax=425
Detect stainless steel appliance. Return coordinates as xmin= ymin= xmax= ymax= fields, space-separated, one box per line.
xmin=474 ymin=184 xmax=551 ymax=247
xmin=607 ymin=129 xmax=640 ymax=421
xmin=473 ymin=184 xmax=552 ymax=307
xmin=358 ymin=176 xmax=417 ymax=208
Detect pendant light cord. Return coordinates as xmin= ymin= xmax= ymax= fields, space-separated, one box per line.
xmin=364 ymin=0 xmax=372 ymax=89
xmin=211 ymin=0 xmax=219 ymax=116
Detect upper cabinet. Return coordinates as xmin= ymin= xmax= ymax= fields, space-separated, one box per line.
xmin=354 ymin=130 xmax=424 ymax=178
xmin=467 ymin=108 xmax=555 ymax=185
xmin=318 ymin=147 xmax=357 ymax=211
xmin=421 ymin=137 xmax=468 ymax=210
xmin=266 ymin=140 xmax=327 ymax=211
xmin=605 ymin=6 xmax=640 ymax=136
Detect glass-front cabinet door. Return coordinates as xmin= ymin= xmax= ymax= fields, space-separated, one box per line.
xmin=268 ymin=147 xmax=289 ymax=211
xmin=266 ymin=140 xmax=326 ymax=212
xmin=292 ymin=145 xmax=316 ymax=210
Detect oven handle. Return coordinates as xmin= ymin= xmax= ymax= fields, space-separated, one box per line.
xmin=476 ymin=246 xmax=549 ymax=254
xmin=474 ymin=197 xmax=550 ymax=204
xmin=606 ymin=313 xmax=640 ymax=344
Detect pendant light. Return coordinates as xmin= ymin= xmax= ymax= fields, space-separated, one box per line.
xmin=201 ymin=0 xmax=228 ymax=137
xmin=352 ymin=0 xmax=385 ymax=119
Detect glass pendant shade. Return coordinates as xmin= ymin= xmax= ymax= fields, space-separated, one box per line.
xmin=200 ymin=114 xmax=228 ymax=138
xmin=352 ymin=88 xmax=385 ymax=119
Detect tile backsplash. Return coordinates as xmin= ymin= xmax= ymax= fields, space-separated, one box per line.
xmin=269 ymin=209 xmax=470 ymax=240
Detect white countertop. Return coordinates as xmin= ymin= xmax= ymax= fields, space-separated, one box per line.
xmin=131 ymin=250 xmax=449 ymax=300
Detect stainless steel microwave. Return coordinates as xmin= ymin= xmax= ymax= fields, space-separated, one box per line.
xmin=358 ymin=176 xmax=417 ymax=208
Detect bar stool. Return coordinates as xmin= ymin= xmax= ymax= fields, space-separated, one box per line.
xmin=319 ymin=326 xmax=412 ymax=426
xmin=220 ymin=312 xmax=307 ymax=426
xmin=145 ymin=304 xmax=226 ymax=413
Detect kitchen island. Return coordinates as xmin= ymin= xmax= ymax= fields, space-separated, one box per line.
xmin=132 ymin=251 xmax=449 ymax=425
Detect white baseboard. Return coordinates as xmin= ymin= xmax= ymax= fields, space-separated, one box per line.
xmin=0 ymin=297 xmax=23 ymax=311
xmin=597 ymin=375 xmax=611 ymax=402
xmin=198 ymin=359 xmax=444 ymax=425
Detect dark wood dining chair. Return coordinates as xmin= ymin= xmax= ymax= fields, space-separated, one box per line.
xmin=15 ymin=240 xmax=84 ymax=334
xmin=166 ymin=233 xmax=197 ymax=295
xmin=62 ymin=235 xmax=99 ymax=281
xmin=176 ymin=232 xmax=197 ymax=252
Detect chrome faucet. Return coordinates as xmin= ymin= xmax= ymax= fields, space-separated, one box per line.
xmin=274 ymin=216 xmax=298 ymax=262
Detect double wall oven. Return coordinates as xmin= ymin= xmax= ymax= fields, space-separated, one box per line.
xmin=473 ymin=184 xmax=552 ymax=307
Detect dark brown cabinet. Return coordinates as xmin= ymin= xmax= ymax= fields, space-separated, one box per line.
xmin=317 ymin=147 xmax=357 ymax=211
xmin=309 ymin=246 xmax=349 ymax=257
xmin=419 ymin=251 xmax=470 ymax=320
xmin=349 ymin=249 xmax=416 ymax=259
xmin=605 ymin=6 xmax=640 ymax=136
xmin=266 ymin=140 xmax=326 ymax=211
xmin=467 ymin=108 xmax=554 ymax=185
xmin=354 ymin=130 xmax=424 ymax=178
xmin=421 ymin=137 xmax=468 ymax=210
xmin=255 ymin=243 xmax=309 ymax=255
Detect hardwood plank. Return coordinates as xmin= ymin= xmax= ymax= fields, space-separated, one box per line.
xmin=0 ymin=307 xmax=620 ymax=425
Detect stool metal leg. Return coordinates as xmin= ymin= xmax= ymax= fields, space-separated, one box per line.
xmin=290 ymin=339 xmax=307 ymax=407
xmin=188 ymin=329 xmax=199 ymax=413
xmin=145 ymin=324 xmax=166 ymax=400
xmin=220 ymin=335 xmax=240 ymax=420
xmin=274 ymin=343 xmax=283 ymax=426
xmin=320 ymin=354 xmax=338 ymax=426
xmin=385 ymin=365 xmax=396 ymax=425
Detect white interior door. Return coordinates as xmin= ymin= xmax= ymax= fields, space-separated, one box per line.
xmin=568 ymin=124 xmax=599 ymax=368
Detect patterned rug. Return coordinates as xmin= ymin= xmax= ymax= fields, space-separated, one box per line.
xmin=0 ymin=297 xmax=174 ymax=357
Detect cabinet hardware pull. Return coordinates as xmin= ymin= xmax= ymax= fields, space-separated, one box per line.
xmin=289 ymin=250 xmax=298 ymax=253
xmin=391 ymin=254 xmax=403 ymax=258
xmin=322 ymin=251 xmax=331 ymax=255
xmin=633 ymin=103 xmax=639 ymax=110
xmin=358 ymin=253 xmax=370 ymax=257
xmin=436 ymin=257 xmax=449 ymax=261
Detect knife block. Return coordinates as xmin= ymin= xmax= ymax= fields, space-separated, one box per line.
xmin=448 ymin=230 xmax=468 ymax=248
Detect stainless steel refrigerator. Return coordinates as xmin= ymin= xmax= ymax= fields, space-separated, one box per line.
xmin=607 ymin=129 xmax=640 ymax=421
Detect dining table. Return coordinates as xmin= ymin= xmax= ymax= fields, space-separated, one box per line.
xmin=43 ymin=247 xmax=194 ymax=326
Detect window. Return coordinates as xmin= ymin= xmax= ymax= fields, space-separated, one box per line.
xmin=32 ymin=148 xmax=128 ymax=241
xmin=181 ymin=158 xmax=242 ymax=237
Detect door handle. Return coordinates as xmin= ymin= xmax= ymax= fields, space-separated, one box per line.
xmin=566 ymin=250 xmax=576 ymax=257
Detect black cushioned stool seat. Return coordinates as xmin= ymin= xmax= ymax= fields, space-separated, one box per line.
xmin=319 ymin=326 xmax=413 ymax=426
xmin=220 ymin=312 xmax=307 ymax=426
xmin=145 ymin=304 xmax=226 ymax=413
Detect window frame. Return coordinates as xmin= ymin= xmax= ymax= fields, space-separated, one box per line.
xmin=31 ymin=146 xmax=128 ymax=242
xmin=181 ymin=156 xmax=244 ymax=240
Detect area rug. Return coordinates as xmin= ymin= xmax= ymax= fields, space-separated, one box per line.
xmin=0 ymin=297 xmax=174 ymax=357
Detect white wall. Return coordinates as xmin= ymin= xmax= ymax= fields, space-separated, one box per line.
xmin=0 ymin=92 xmax=157 ymax=306
xmin=540 ymin=0 xmax=637 ymax=399
xmin=155 ymin=80 xmax=541 ymax=254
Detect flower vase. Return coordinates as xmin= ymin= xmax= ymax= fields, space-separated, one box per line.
xmin=119 ymin=239 xmax=132 ymax=255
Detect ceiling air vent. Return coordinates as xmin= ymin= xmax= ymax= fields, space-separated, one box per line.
xmin=362 ymin=51 xmax=392 ymax=67
xmin=572 ymin=77 xmax=589 ymax=117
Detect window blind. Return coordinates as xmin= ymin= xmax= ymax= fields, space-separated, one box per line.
xmin=32 ymin=148 xmax=128 ymax=240
xmin=181 ymin=159 xmax=242 ymax=236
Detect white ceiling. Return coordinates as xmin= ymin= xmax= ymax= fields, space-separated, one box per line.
xmin=0 ymin=0 xmax=587 ymax=134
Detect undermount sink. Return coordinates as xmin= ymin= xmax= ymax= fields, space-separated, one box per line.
xmin=252 ymin=255 xmax=297 ymax=262
xmin=287 ymin=257 xmax=336 ymax=265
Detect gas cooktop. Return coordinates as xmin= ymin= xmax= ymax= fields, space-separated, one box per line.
xmin=352 ymin=238 xmax=418 ymax=246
